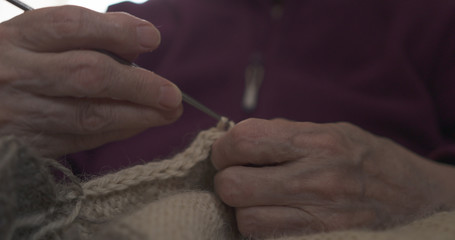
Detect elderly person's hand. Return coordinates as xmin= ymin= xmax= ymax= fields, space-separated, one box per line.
xmin=211 ymin=118 xmax=455 ymax=239
xmin=0 ymin=6 xmax=182 ymax=158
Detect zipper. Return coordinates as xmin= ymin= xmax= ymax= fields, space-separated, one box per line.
xmin=271 ymin=0 xmax=284 ymax=20
xmin=242 ymin=54 xmax=265 ymax=112
xmin=242 ymin=0 xmax=283 ymax=112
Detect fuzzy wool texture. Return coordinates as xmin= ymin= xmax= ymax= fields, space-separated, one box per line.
xmin=1 ymin=118 xmax=455 ymax=240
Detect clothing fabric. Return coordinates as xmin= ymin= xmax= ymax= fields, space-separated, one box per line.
xmin=68 ymin=0 xmax=455 ymax=175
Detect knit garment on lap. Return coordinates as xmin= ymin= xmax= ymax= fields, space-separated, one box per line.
xmin=1 ymin=119 xmax=455 ymax=240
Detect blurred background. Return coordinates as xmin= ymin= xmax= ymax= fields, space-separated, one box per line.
xmin=0 ymin=0 xmax=147 ymax=22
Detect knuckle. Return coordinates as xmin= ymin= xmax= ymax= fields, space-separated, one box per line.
xmin=129 ymin=70 xmax=149 ymax=98
xmin=309 ymin=169 xmax=349 ymax=196
xmin=138 ymin=106 xmax=182 ymax=128
xmin=75 ymin=101 xmax=112 ymax=132
xmin=236 ymin=210 xmax=263 ymax=238
xmin=318 ymin=170 xmax=345 ymax=193
xmin=70 ymin=53 xmax=108 ymax=95
xmin=47 ymin=6 xmax=86 ymax=39
xmin=336 ymin=121 xmax=354 ymax=129
xmin=235 ymin=118 xmax=263 ymax=132
xmin=214 ymin=169 xmax=243 ymax=206
xmin=291 ymin=128 xmax=344 ymax=157
xmin=315 ymin=126 xmax=340 ymax=146
xmin=0 ymin=27 xmax=22 ymax=83
xmin=159 ymin=106 xmax=184 ymax=123
xmin=284 ymin=177 xmax=307 ymax=196
xmin=230 ymin=135 xmax=256 ymax=158
xmin=337 ymin=121 xmax=362 ymax=132
xmin=228 ymin=118 xmax=264 ymax=153
xmin=312 ymin=130 xmax=345 ymax=155
xmin=0 ymin=64 xmax=17 ymax=85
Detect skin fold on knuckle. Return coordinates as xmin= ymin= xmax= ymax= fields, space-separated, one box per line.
xmin=159 ymin=105 xmax=183 ymax=122
xmin=127 ymin=68 xmax=160 ymax=105
xmin=293 ymin=125 xmax=350 ymax=161
xmin=75 ymin=101 xmax=113 ymax=133
xmin=236 ymin=210 xmax=267 ymax=238
xmin=1 ymin=14 xmax=31 ymax=46
xmin=211 ymin=123 xmax=258 ymax=169
xmin=2 ymin=6 xmax=89 ymax=52
xmin=46 ymin=6 xmax=88 ymax=40
xmin=214 ymin=169 xmax=245 ymax=207
xmin=0 ymin=29 xmax=27 ymax=86
xmin=287 ymin=160 xmax=365 ymax=203
xmin=309 ymin=170 xmax=355 ymax=199
xmin=235 ymin=208 xmax=305 ymax=239
xmin=210 ymin=138 xmax=226 ymax=170
xmin=238 ymin=206 xmax=330 ymax=238
xmin=140 ymin=106 xmax=182 ymax=127
xmin=0 ymin=64 xmax=18 ymax=86
xmin=69 ymin=52 xmax=110 ymax=96
xmin=228 ymin=119 xmax=264 ymax=154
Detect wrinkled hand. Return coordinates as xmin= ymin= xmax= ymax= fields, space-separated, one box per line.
xmin=211 ymin=118 xmax=455 ymax=239
xmin=0 ymin=6 xmax=182 ymax=157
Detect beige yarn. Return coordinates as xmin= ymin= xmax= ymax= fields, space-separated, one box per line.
xmin=1 ymin=117 xmax=455 ymax=240
xmin=74 ymin=117 xmax=236 ymax=237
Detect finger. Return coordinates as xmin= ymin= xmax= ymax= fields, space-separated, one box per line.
xmin=214 ymin=165 xmax=289 ymax=207
xmin=236 ymin=204 xmax=386 ymax=239
xmin=211 ymin=118 xmax=311 ymax=170
xmin=11 ymin=94 xmax=182 ymax=135
xmin=12 ymin=50 xmax=182 ymax=109
xmin=60 ymin=97 xmax=183 ymax=134
xmin=215 ymin=162 xmax=368 ymax=208
xmin=214 ymin=164 xmax=332 ymax=208
xmin=4 ymin=6 xmax=160 ymax=60
xmin=235 ymin=206 xmax=325 ymax=238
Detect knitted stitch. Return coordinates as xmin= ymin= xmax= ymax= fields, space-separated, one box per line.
xmin=1 ymin=118 xmax=455 ymax=240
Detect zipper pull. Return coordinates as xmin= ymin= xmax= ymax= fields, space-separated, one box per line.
xmin=242 ymin=54 xmax=265 ymax=112
xmin=271 ymin=0 xmax=284 ymax=20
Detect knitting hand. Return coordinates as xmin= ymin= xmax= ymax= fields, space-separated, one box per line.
xmin=0 ymin=6 xmax=182 ymax=158
xmin=211 ymin=118 xmax=455 ymax=238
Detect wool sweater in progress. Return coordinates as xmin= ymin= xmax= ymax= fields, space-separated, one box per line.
xmin=2 ymin=126 xmax=455 ymax=240
xmin=68 ymin=0 xmax=455 ymax=175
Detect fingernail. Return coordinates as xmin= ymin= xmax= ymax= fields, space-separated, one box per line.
xmin=137 ymin=25 xmax=161 ymax=50
xmin=159 ymin=84 xmax=182 ymax=109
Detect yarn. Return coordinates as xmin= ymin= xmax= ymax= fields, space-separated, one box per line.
xmin=0 ymin=136 xmax=83 ymax=240
xmin=1 ymin=117 xmax=455 ymax=240
xmin=83 ymin=117 xmax=233 ymax=197
xmin=0 ymin=117 xmax=235 ymax=240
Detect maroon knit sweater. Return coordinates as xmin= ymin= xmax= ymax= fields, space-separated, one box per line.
xmin=68 ymin=0 xmax=455 ymax=175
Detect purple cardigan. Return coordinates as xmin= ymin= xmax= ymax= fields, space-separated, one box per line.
xmin=67 ymin=0 xmax=455 ymax=176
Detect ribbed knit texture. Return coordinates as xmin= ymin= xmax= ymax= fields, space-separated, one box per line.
xmin=1 ymin=118 xmax=455 ymax=240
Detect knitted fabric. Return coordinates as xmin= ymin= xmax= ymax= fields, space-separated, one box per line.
xmin=1 ymin=118 xmax=455 ymax=240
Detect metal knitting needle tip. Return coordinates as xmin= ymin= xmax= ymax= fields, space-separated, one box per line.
xmin=6 ymin=0 xmax=32 ymax=11
xmin=129 ymin=65 xmax=222 ymax=121
xmin=182 ymin=93 xmax=221 ymax=121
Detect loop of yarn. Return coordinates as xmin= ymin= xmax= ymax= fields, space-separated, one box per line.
xmin=1 ymin=117 xmax=234 ymax=240
xmin=82 ymin=117 xmax=233 ymax=197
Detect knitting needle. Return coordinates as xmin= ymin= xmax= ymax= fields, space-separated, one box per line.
xmin=6 ymin=0 xmax=32 ymax=11
xmin=6 ymin=0 xmax=223 ymax=121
